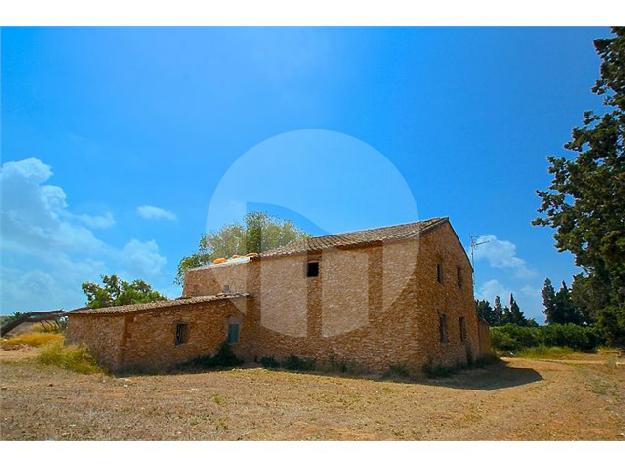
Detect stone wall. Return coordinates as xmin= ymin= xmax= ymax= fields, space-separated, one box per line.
xmin=183 ymin=262 xmax=249 ymax=297
xmin=237 ymin=222 xmax=481 ymax=372
xmin=67 ymin=297 xmax=248 ymax=372
xmin=411 ymin=222 xmax=480 ymax=368
xmin=69 ymin=219 xmax=488 ymax=374
xmin=477 ymin=318 xmax=493 ymax=357
xmin=66 ymin=314 xmax=126 ymax=369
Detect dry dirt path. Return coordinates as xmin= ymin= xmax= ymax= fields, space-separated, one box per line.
xmin=1 ymin=350 xmax=623 ymax=440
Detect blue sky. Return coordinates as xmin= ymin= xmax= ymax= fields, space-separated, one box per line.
xmin=0 ymin=27 xmax=610 ymax=320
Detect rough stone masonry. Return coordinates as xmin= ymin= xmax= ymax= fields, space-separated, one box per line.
xmin=67 ymin=217 xmax=492 ymax=373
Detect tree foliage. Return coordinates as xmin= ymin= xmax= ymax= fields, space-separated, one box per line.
xmin=542 ymin=278 xmax=585 ymax=325
xmin=176 ymin=211 xmax=309 ymax=284
xmin=476 ymin=299 xmax=498 ymax=325
xmin=534 ymin=28 xmax=625 ymax=347
xmin=507 ymin=294 xmax=527 ymax=326
xmin=82 ymin=274 xmax=167 ymax=309
xmin=476 ymin=295 xmax=530 ymax=326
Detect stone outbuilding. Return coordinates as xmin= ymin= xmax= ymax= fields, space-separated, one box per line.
xmin=67 ymin=217 xmax=492 ymax=373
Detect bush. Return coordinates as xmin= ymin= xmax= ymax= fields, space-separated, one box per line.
xmin=383 ymin=362 xmax=413 ymax=379
xmin=259 ymin=356 xmax=280 ymax=369
xmin=178 ymin=342 xmax=242 ymax=370
xmin=491 ymin=324 xmax=604 ymax=353
xmin=283 ymin=354 xmax=315 ymax=371
xmin=37 ymin=342 xmax=101 ymax=374
xmin=1 ymin=332 xmax=64 ymax=350
xmin=422 ymin=360 xmax=453 ymax=378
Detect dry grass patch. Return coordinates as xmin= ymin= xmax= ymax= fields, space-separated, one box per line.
xmin=1 ymin=332 xmax=63 ymax=350
xmin=37 ymin=342 xmax=101 ymax=374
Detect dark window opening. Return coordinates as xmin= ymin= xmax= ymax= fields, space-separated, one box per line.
xmin=439 ymin=314 xmax=448 ymax=343
xmin=222 ymin=284 xmax=231 ymax=293
xmin=457 ymin=266 xmax=463 ymax=289
xmin=306 ymin=261 xmax=320 ymax=277
xmin=175 ymin=323 xmax=188 ymax=346
xmin=436 ymin=263 xmax=444 ymax=283
xmin=228 ymin=323 xmax=240 ymax=345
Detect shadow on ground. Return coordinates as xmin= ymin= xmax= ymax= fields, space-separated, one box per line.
xmin=113 ymin=360 xmax=543 ymax=391
xmin=416 ymin=361 xmax=543 ymax=390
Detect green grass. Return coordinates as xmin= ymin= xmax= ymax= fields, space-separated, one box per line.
xmin=515 ymin=345 xmax=575 ymax=359
xmin=37 ymin=342 xmax=102 ymax=374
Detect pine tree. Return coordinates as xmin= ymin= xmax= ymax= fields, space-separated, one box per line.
xmin=542 ymin=278 xmax=558 ymax=324
xmin=493 ymin=296 xmax=504 ymax=325
xmin=509 ymin=293 xmax=527 ymax=326
xmin=554 ymin=281 xmax=584 ymax=325
xmin=533 ymin=28 xmax=625 ymax=346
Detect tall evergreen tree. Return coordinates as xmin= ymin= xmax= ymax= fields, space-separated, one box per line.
xmin=533 ymin=28 xmax=625 ymax=346
xmin=509 ymin=293 xmax=527 ymax=325
xmin=570 ymin=273 xmax=599 ymax=325
xmin=542 ymin=278 xmax=558 ymax=324
xmin=493 ymin=296 xmax=504 ymax=325
xmin=554 ymin=281 xmax=584 ymax=325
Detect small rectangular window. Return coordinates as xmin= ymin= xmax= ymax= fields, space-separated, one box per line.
xmin=439 ymin=314 xmax=448 ymax=343
xmin=436 ymin=263 xmax=444 ymax=283
xmin=306 ymin=261 xmax=319 ymax=277
xmin=175 ymin=323 xmax=188 ymax=346
xmin=459 ymin=316 xmax=467 ymax=343
xmin=457 ymin=266 xmax=463 ymax=289
xmin=228 ymin=323 xmax=240 ymax=345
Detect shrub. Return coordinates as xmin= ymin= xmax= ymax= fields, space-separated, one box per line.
xmin=422 ymin=360 xmax=453 ymax=378
xmin=259 ymin=356 xmax=280 ymax=369
xmin=1 ymin=332 xmax=63 ymax=350
xmin=178 ymin=342 xmax=242 ymax=370
xmin=283 ymin=354 xmax=315 ymax=371
xmin=491 ymin=324 xmax=604 ymax=353
xmin=383 ymin=362 xmax=413 ymax=379
xmin=37 ymin=342 xmax=101 ymax=374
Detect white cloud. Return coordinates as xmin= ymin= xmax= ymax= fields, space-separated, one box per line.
xmin=0 ymin=158 xmax=168 ymax=313
xmin=69 ymin=212 xmax=116 ymax=229
xmin=477 ymin=279 xmax=511 ymax=303
xmin=122 ymin=239 xmax=167 ymax=277
xmin=137 ymin=205 xmax=177 ymax=222
xmin=473 ymin=234 xmax=535 ymax=278
xmin=1 ymin=157 xmax=106 ymax=254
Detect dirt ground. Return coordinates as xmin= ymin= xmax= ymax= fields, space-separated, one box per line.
xmin=1 ymin=348 xmax=623 ymax=440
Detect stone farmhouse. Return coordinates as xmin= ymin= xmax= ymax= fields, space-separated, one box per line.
xmin=67 ymin=217 xmax=492 ymax=373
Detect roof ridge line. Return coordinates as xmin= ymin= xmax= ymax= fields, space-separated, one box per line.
xmin=300 ymin=216 xmax=448 ymax=241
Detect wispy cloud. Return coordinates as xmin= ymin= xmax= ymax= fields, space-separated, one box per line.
xmin=473 ymin=234 xmax=535 ymax=278
xmin=137 ymin=205 xmax=177 ymax=222
xmin=68 ymin=212 xmax=116 ymax=229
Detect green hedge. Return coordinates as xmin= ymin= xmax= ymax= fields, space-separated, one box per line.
xmin=491 ymin=323 xmax=604 ymax=353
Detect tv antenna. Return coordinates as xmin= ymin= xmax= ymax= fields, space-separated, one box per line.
xmin=470 ymin=235 xmax=491 ymax=269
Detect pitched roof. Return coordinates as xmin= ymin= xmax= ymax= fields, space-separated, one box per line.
xmin=260 ymin=217 xmax=449 ymax=258
xmin=70 ymin=293 xmax=249 ymax=316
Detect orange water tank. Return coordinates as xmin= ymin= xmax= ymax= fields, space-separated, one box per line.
xmin=213 ymin=257 xmax=226 ymax=264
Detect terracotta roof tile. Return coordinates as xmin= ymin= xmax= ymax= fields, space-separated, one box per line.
xmin=260 ymin=217 xmax=448 ymax=258
xmin=70 ymin=293 xmax=249 ymax=316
